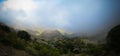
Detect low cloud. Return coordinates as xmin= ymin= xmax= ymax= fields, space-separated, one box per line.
xmin=0 ymin=0 xmax=119 ymax=37
xmin=1 ymin=0 xmax=71 ymax=29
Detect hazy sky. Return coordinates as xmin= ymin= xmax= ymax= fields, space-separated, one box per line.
xmin=0 ymin=0 xmax=120 ymax=36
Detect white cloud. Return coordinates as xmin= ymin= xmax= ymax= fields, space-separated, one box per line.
xmin=2 ymin=0 xmax=90 ymax=31
xmin=2 ymin=0 xmax=37 ymax=12
xmin=0 ymin=0 xmax=116 ymax=36
xmin=1 ymin=0 xmax=38 ymax=28
xmin=1 ymin=0 xmax=71 ymax=30
xmin=51 ymin=8 xmax=70 ymax=27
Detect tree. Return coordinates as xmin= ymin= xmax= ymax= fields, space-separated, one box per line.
xmin=17 ymin=30 xmax=31 ymax=41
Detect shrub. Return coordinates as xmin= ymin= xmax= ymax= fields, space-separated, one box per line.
xmin=17 ymin=31 xmax=31 ymax=41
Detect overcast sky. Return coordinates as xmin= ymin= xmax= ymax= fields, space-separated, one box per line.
xmin=0 ymin=0 xmax=120 ymax=36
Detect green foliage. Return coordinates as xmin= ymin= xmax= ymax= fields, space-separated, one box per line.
xmin=0 ymin=32 xmax=17 ymax=45
xmin=79 ymin=53 xmax=89 ymax=56
xmin=54 ymin=37 xmax=86 ymax=54
xmin=0 ymin=24 xmax=108 ymax=56
xmin=53 ymin=37 xmax=107 ymax=56
xmin=33 ymin=42 xmax=61 ymax=56
xmin=13 ymin=39 xmax=27 ymax=50
xmin=38 ymin=47 xmax=60 ymax=56
xmin=25 ymin=46 xmax=39 ymax=56
xmin=16 ymin=40 xmax=61 ymax=56
xmin=0 ymin=28 xmax=61 ymax=56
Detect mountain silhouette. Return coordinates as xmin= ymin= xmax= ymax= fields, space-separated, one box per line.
xmin=39 ymin=30 xmax=63 ymax=41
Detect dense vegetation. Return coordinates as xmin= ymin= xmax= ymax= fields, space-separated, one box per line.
xmin=0 ymin=23 xmax=120 ymax=56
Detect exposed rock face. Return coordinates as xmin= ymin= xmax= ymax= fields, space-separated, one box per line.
xmin=39 ymin=30 xmax=63 ymax=41
xmin=107 ymin=25 xmax=120 ymax=54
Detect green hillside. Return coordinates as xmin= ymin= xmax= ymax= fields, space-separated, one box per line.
xmin=0 ymin=23 xmax=119 ymax=56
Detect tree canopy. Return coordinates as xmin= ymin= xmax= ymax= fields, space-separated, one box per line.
xmin=17 ymin=31 xmax=31 ymax=41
